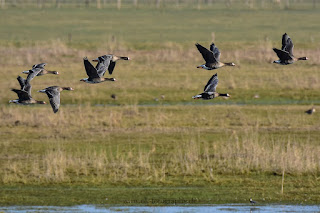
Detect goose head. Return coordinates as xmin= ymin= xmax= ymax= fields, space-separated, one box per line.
xmin=226 ymin=62 xmax=235 ymax=66
xmin=37 ymin=101 xmax=47 ymax=104
xmin=120 ymin=57 xmax=130 ymax=60
xmin=298 ymin=57 xmax=308 ymax=61
xmin=105 ymin=78 xmax=116 ymax=81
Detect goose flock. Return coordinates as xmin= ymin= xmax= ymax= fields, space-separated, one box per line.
xmin=9 ymin=54 xmax=129 ymax=113
xmin=9 ymin=33 xmax=314 ymax=114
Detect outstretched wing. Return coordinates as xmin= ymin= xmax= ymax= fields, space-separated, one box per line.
xmin=273 ymin=48 xmax=293 ymax=61
xmin=108 ymin=61 xmax=117 ymax=75
xmin=17 ymin=76 xmax=32 ymax=96
xmin=204 ymin=73 xmax=218 ymax=92
xmin=210 ymin=43 xmax=221 ymax=62
xmin=11 ymin=89 xmax=31 ymax=101
xmin=17 ymin=76 xmax=25 ymax=90
xmin=95 ymin=55 xmax=112 ymax=77
xmin=32 ymin=63 xmax=47 ymax=69
xmin=25 ymin=67 xmax=42 ymax=83
xmin=195 ymin=43 xmax=217 ymax=64
xmin=281 ymin=33 xmax=294 ymax=56
xmin=83 ymin=57 xmax=100 ymax=80
xmin=45 ymin=88 xmax=60 ymax=113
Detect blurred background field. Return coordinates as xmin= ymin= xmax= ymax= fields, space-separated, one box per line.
xmin=0 ymin=0 xmax=319 ymax=206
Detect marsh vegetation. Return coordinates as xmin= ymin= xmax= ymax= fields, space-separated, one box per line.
xmin=0 ymin=3 xmax=319 ymax=205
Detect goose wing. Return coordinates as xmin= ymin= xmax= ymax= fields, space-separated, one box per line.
xmin=204 ymin=73 xmax=218 ymax=92
xmin=83 ymin=57 xmax=100 ymax=80
xmin=281 ymin=33 xmax=294 ymax=56
xmin=32 ymin=63 xmax=47 ymax=69
xmin=273 ymin=48 xmax=293 ymax=61
xmin=45 ymin=88 xmax=60 ymax=113
xmin=44 ymin=86 xmax=59 ymax=91
xmin=17 ymin=76 xmax=26 ymax=90
xmin=11 ymin=89 xmax=31 ymax=101
xmin=195 ymin=43 xmax=217 ymax=64
xmin=95 ymin=55 xmax=112 ymax=77
xmin=108 ymin=61 xmax=117 ymax=75
xmin=17 ymin=76 xmax=32 ymax=96
xmin=210 ymin=43 xmax=221 ymax=62
xmin=25 ymin=67 xmax=42 ymax=83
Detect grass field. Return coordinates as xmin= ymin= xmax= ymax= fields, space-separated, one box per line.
xmin=0 ymin=4 xmax=320 ymax=206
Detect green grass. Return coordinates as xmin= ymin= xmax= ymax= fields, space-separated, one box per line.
xmin=0 ymin=6 xmax=320 ymax=49
xmin=0 ymin=105 xmax=319 ymax=204
xmin=0 ymin=5 xmax=320 ymax=206
xmin=1 ymin=174 xmax=320 ymax=206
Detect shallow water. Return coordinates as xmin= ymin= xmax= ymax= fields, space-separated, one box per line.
xmin=1 ymin=204 xmax=320 ymax=213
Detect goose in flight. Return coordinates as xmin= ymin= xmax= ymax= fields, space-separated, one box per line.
xmin=80 ymin=57 xmax=116 ymax=83
xmin=9 ymin=88 xmax=46 ymax=105
xmin=196 ymin=43 xmax=235 ymax=70
xmin=22 ymin=63 xmax=59 ymax=76
xmin=38 ymin=86 xmax=73 ymax=113
xmin=192 ymin=73 xmax=230 ymax=100
xmin=273 ymin=33 xmax=308 ymax=65
xmin=9 ymin=76 xmax=46 ymax=105
xmin=92 ymin=54 xmax=130 ymax=75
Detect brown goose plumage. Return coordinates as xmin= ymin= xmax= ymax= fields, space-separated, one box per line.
xmin=9 ymin=89 xmax=46 ymax=105
xmin=38 ymin=86 xmax=73 ymax=113
xmin=80 ymin=57 xmax=116 ymax=83
xmin=92 ymin=54 xmax=130 ymax=75
xmin=22 ymin=63 xmax=59 ymax=76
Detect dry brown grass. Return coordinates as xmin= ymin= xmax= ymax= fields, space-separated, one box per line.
xmin=2 ymin=128 xmax=319 ymax=184
xmin=0 ymin=104 xmax=319 ymax=184
xmin=1 ymin=40 xmax=320 ymax=66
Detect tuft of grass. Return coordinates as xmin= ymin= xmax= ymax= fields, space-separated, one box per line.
xmin=0 ymin=105 xmax=319 ymax=185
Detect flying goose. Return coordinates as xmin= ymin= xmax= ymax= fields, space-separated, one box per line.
xmin=9 ymin=89 xmax=46 ymax=105
xmin=192 ymin=73 xmax=230 ymax=100
xmin=93 ymin=55 xmax=113 ymax=77
xmin=92 ymin=54 xmax=130 ymax=75
xmin=80 ymin=57 xmax=116 ymax=83
xmin=38 ymin=86 xmax=73 ymax=113
xmin=21 ymin=65 xmax=47 ymax=85
xmin=195 ymin=43 xmax=235 ymax=70
xmin=22 ymin=63 xmax=59 ymax=76
xmin=10 ymin=75 xmax=46 ymax=104
xmin=273 ymin=33 xmax=308 ymax=65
